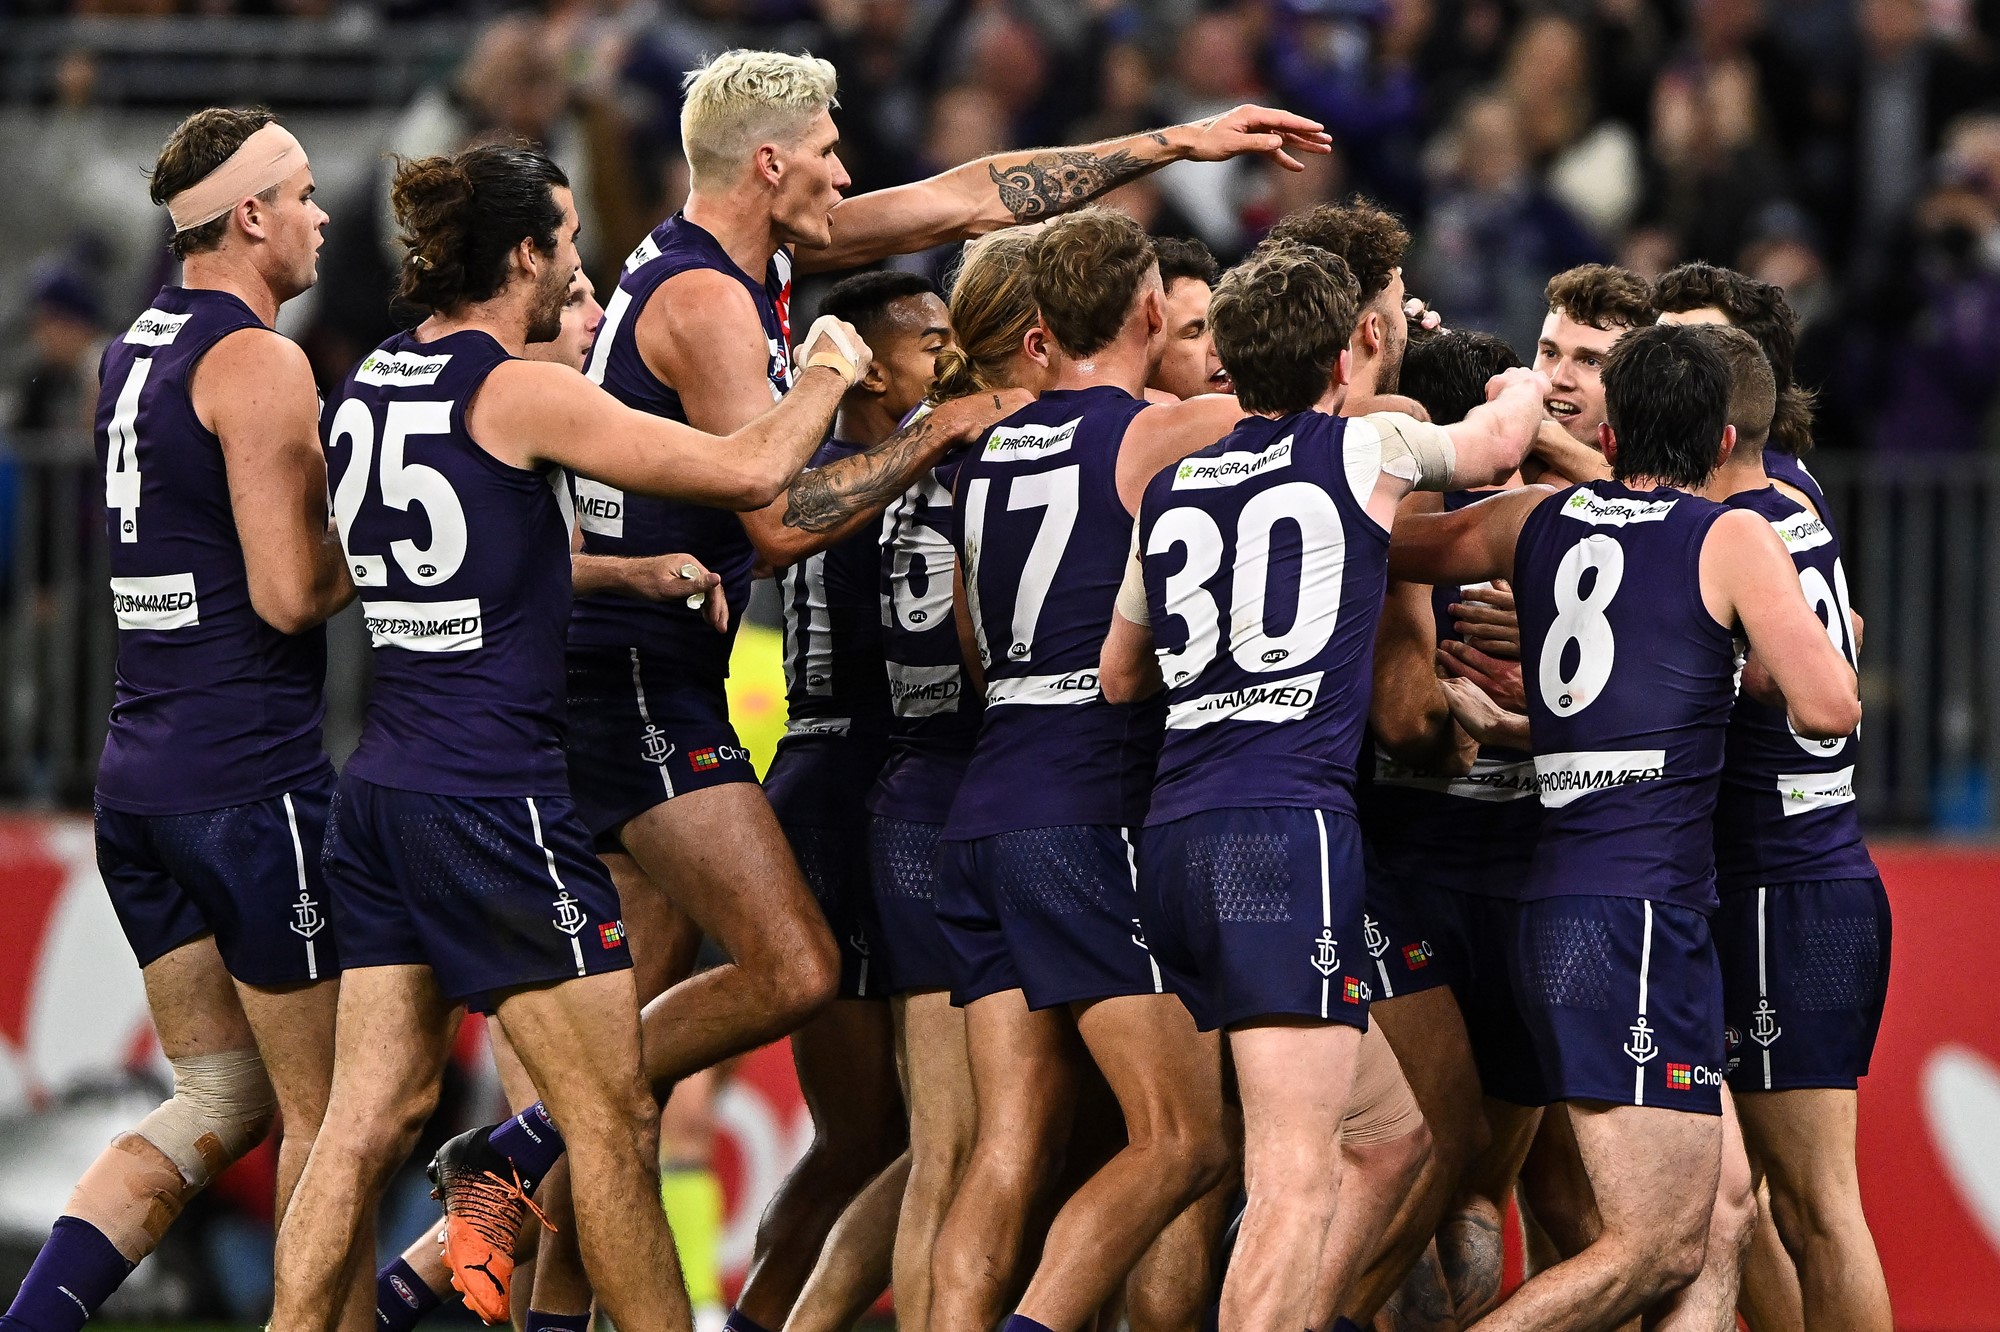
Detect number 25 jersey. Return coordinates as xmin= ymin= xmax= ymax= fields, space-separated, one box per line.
xmin=325 ymin=329 xmax=574 ymax=797
xmin=1138 ymin=410 xmax=1389 ymax=826
xmin=1515 ymin=482 xmax=1737 ymax=912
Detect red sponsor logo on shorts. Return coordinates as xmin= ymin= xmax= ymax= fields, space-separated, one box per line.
xmin=1403 ymin=941 xmax=1431 ymax=969
xmin=600 ymin=921 xmax=625 ymax=949
xmin=1343 ymin=976 xmax=1364 ymax=1003
xmin=690 ymin=747 xmax=720 ymax=771
xmin=1667 ymin=1062 xmax=1693 ymax=1090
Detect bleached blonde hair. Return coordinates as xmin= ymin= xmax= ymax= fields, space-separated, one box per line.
xmin=680 ymin=50 xmax=839 ymax=190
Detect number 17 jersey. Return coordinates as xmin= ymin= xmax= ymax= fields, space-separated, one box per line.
xmin=1515 ymin=482 xmax=1737 ymax=912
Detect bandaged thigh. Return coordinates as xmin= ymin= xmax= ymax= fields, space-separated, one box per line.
xmin=1340 ymin=1022 xmax=1425 ymax=1148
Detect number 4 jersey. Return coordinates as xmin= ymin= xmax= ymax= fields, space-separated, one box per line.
xmin=1516 ymin=482 xmax=1738 ymax=912
xmin=1138 ymin=410 xmax=1390 ymax=825
xmin=95 ymin=287 xmax=331 ymax=815
xmin=325 ymin=329 xmax=575 ymax=796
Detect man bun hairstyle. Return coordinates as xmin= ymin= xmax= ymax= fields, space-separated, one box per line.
xmin=391 ymin=144 xmax=570 ymax=315
xmin=1654 ymin=261 xmax=1817 ymax=456
xmin=1155 ymin=235 xmax=1221 ymax=291
xmin=1209 ymin=243 xmax=1360 ymax=417
xmin=1545 ymin=264 xmax=1656 ymax=332
xmin=1028 ymin=207 xmax=1158 ymax=358
xmin=1400 ymin=327 xmax=1522 ymax=425
xmin=1263 ymin=196 xmax=1410 ymax=307
xmin=681 ymin=50 xmax=839 ymax=190
xmin=1602 ymin=322 xmax=1732 ymax=490
xmin=818 ymin=270 xmax=938 ymax=345
xmin=151 ymin=107 xmax=277 ymax=259
xmin=931 ymin=230 xmax=1038 ymax=402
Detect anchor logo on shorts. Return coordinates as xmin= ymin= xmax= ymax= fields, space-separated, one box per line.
xmin=1624 ymin=1015 xmax=1659 ymax=1064
xmin=551 ymin=890 xmax=588 ymax=937
xmin=288 ymin=889 xmax=325 ymax=939
xmin=1750 ymin=998 xmax=1783 ymax=1048
xmin=1363 ymin=913 xmax=1389 ymax=959
xmin=640 ymin=724 xmax=673 ymax=765
xmin=851 ymin=931 xmax=871 ymax=958
xmin=1311 ymin=929 xmax=1341 ymax=977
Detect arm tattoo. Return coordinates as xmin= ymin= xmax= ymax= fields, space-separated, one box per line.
xmin=1438 ymin=1209 xmax=1504 ymax=1323
xmin=781 ymin=397 xmax=1000 ymax=533
xmin=1382 ymin=1246 xmax=1458 ymax=1332
xmin=990 ymin=146 xmax=1156 ymax=221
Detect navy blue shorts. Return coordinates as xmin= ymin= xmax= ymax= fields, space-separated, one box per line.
xmin=1139 ymin=807 xmax=1371 ymax=1033
xmin=95 ymin=771 xmax=339 ymax=987
xmin=1360 ymin=844 xmax=1457 ymax=1002
xmin=321 ymin=774 xmax=631 ymax=1004
xmin=870 ymin=816 xmax=956 ymax=995
xmin=939 ymin=826 xmax=1165 ymax=1012
xmin=1511 ymin=896 xmax=1726 ymax=1115
xmin=565 ymin=647 xmax=757 ymax=849
xmin=1411 ymin=885 xmax=1543 ymax=1106
xmin=1714 ymin=877 xmax=1892 ymax=1093
xmin=769 ymin=734 xmax=888 ymax=1002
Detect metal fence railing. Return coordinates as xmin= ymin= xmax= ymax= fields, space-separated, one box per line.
xmin=0 ymin=430 xmax=1991 ymax=828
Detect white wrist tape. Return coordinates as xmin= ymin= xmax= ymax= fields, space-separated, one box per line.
xmin=1366 ymin=411 xmax=1459 ymax=492
xmin=1115 ymin=529 xmax=1151 ymax=627
xmin=797 ymin=315 xmax=865 ymax=375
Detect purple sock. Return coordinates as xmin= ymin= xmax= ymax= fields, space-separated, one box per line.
xmin=1002 ymin=1318 xmax=1057 ymax=1332
xmin=486 ymin=1103 xmax=566 ymax=1193
xmin=0 ymin=1217 xmax=135 ymax=1332
xmin=523 ymin=1313 xmax=592 ymax=1332
xmin=723 ymin=1312 xmax=776 ymax=1332
xmin=374 ymin=1257 xmax=442 ymax=1332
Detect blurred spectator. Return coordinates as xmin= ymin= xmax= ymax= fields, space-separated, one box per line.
xmin=1501 ymin=13 xmax=1642 ymax=242
xmin=1411 ymin=90 xmax=1606 ymax=355
xmin=1642 ymin=53 xmax=1787 ymax=267
xmin=1152 ymin=9 xmax=1268 ymax=255
xmin=8 ymin=261 xmax=103 ymax=438
xmin=1265 ymin=0 xmax=1427 ymax=213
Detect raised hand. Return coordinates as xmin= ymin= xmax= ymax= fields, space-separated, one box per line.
xmin=797 ymin=315 xmax=873 ymax=386
xmin=1182 ymin=105 xmax=1334 ymax=172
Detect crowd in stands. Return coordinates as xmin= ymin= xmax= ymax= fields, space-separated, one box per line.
xmin=8 ymin=0 xmax=2000 ymax=454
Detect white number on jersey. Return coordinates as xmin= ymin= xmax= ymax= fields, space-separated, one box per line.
xmin=105 ymin=358 xmax=153 ymax=543
xmin=884 ymin=475 xmax=956 ymax=634
xmin=327 ymin=398 xmax=468 ymax=588
xmin=1540 ymin=534 xmax=1624 ymax=716
xmin=1149 ymin=481 xmax=1346 ymax=683
xmin=1791 ymin=557 xmax=1858 ymax=755
xmin=960 ymin=465 xmax=1081 ymax=668
xmin=783 ymin=553 xmax=833 ymax=698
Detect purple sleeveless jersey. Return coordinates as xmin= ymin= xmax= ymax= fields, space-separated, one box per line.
xmin=1714 ymin=485 xmax=1872 ymax=890
xmin=325 ymin=329 xmax=573 ymax=796
xmin=570 ymin=215 xmax=793 ymax=677
xmin=778 ymin=438 xmax=892 ymax=740
xmin=946 ymin=387 xmax=1162 ymax=839
xmin=1515 ymin=481 xmax=1738 ymax=913
xmin=1761 ymin=450 xmax=1830 ymax=521
xmin=95 ymin=287 xmax=330 ymax=815
xmin=869 ymin=443 xmax=985 ymax=823
xmin=1138 ymin=411 xmax=1388 ymax=825
xmin=1360 ymin=490 xmax=1542 ymax=897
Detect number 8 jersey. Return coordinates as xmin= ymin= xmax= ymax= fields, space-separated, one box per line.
xmin=1515 ymin=481 xmax=1738 ymax=912
xmin=325 ymin=329 xmax=574 ymax=796
xmin=1138 ymin=410 xmax=1389 ymax=826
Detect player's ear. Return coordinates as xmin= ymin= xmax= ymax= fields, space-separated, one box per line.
xmin=1023 ymin=322 xmax=1052 ymax=368
xmin=857 ymin=354 xmax=889 ymax=395
xmin=1715 ymin=423 xmax=1737 ymax=468
xmin=755 ymin=142 xmax=783 ymax=188
xmin=1359 ymin=309 xmax=1383 ymax=355
xmin=1598 ymin=421 xmax=1617 ymax=462
xmin=234 ymin=194 xmax=267 ymax=243
xmin=1333 ymin=347 xmax=1352 ymax=389
xmin=1144 ymin=285 xmax=1165 ymax=337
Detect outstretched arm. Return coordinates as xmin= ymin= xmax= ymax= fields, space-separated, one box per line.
xmin=799 ymin=106 xmax=1332 ymax=273
xmin=1387 ymin=485 xmax=1552 ymax=588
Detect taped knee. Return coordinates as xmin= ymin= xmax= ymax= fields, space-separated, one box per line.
xmin=1341 ymin=1024 xmax=1427 ymax=1151
xmin=134 ymin=1050 xmax=276 ymax=1190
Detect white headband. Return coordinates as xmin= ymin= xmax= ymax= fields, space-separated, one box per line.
xmin=166 ymin=123 xmax=309 ymax=232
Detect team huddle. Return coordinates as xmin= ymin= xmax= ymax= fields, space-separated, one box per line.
xmin=0 ymin=43 xmax=1894 ymax=1332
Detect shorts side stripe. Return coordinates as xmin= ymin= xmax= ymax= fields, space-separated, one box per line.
xmin=1314 ymin=810 xmax=1331 ymax=1019
xmin=282 ymin=792 xmax=318 ymax=982
xmin=1121 ymin=827 xmax=1162 ymax=994
xmin=527 ymin=797 xmax=587 ymax=976
xmin=1635 ymin=900 xmax=1655 ymax=1106
xmin=1757 ymin=886 xmax=1772 ymax=1091
xmin=629 ymin=648 xmax=676 ymax=799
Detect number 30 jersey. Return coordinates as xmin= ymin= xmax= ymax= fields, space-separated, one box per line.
xmin=1515 ymin=482 xmax=1737 ymax=912
xmin=1139 ymin=411 xmax=1389 ymax=826
xmin=945 ymin=386 xmax=1161 ymax=839
xmin=326 ymin=329 xmax=574 ymax=797
xmin=95 ymin=287 xmax=331 ymax=815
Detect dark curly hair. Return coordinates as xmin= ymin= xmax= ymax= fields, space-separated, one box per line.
xmin=1263 ymin=197 xmax=1410 ymax=307
xmin=1155 ymin=235 xmax=1220 ymax=291
xmin=1028 ymin=207 xmax=1159 ymax=358
xmin=1209 ymin=243 xmax=1360 ymax=416
xmin=1654 ymin=261 xmax=1816 ymax=456
xmin=1400 ymin=327 xmax=1522 ymax=425
xmin=391 ymin=144 xmax=570 ymax=315
xmin=150 ymin=107 xmax=277 ymax=259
